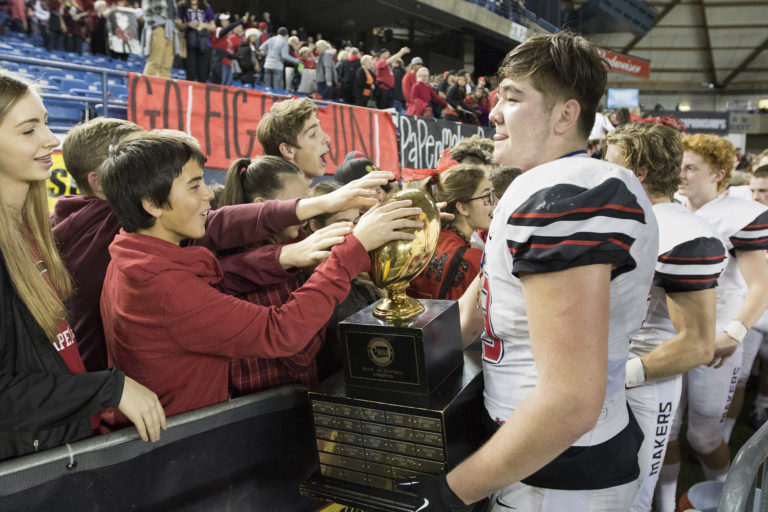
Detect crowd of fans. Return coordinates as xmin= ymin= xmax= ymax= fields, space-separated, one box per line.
xmin=0 ymin=2 xmax=495 ymax=125
xmin=5 ymin=16 xmax=768 ymax=511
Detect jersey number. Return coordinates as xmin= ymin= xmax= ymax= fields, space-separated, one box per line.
xmin=481 ymin=276 xmax=504 ymax=364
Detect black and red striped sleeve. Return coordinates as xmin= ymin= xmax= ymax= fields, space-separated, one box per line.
xmin=506 ymin=178 xmax=647 ymax=277
xmin=654 ymin=237 xmax=726 ymax=293
xmin=731 ymin=210 xmax=768 ymax=251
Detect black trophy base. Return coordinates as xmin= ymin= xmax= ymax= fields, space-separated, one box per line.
xmin=339 ymin=299 xmax=462 ymax=396
xmin=300 ymin=345 xmax=486 ymax=512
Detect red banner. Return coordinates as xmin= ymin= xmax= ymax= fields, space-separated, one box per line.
xmin=127 ymin=73 xmax=400 ymax=172
xmin=597 ymin=48 xmax=651 ymax=79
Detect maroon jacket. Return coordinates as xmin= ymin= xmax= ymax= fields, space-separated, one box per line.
xmin=101 ymin=231 xmax=370 ymax=418
xmin=51 ymin=195 xmax=298 ymax=372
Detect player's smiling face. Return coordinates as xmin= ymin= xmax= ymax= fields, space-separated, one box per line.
xmin=489 ymin=77 xmax=554 ymax=171
xmin=678 ymin=150 xmax=721 ymax=203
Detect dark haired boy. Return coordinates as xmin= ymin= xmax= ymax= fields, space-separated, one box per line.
xmin=99 ymin=130 xmax=421 ymax=418
xmin=416 ymin=32 xmax=658 ymax=511
xmin=53 ymin=119 xmax=386 ymax=373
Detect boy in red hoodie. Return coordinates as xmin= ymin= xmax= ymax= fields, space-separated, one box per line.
xmin=53 ymin=118 xmax=387 ymax=373
xmin=99 ymin=130 xmax=422 ymax=418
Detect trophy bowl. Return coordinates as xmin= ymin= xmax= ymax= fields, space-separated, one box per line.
xmin=370 ymin=186 xmax=441 ymax=320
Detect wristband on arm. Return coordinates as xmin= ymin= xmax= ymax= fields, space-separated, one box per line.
xmin=725 ymin=319 xmax=748 ymax=344
xmin=625 ymin=357 xmax=646 ymax=388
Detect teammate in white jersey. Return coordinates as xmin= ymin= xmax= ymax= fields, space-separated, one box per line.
xmin=604 ymin=124 xmax=727 ymax=512
xmin=746 ymin=165 xmax=768 ymax=428
xmin=413 ymin=32 xmax=658 ymax=512
xmin=656 ymin=134 xmax=768 ymax=512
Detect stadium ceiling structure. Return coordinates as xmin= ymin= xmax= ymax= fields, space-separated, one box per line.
xmin=574 ymin=0 xmax=768 ymax=93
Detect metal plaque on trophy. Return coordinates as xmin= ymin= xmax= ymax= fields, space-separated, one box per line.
xmin=300 ymin=186 xmax=485 ymax=511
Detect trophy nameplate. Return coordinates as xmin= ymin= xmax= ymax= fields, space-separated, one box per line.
xmin=340 ymin=300 xmax=462 ymax=396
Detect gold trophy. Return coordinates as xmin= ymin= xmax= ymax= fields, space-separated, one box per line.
xmin=369 ymin=186 xmax=441 ymax=320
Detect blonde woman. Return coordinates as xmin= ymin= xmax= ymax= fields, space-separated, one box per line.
xmin=0 ymin=71 xmax=165 ymax=461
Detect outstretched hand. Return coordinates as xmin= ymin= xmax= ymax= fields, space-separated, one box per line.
xmin=118 ymin=376 xmax=166 ymax=442
xmin=279 ymin=222 xmax=353 ymax=269
xmin=324 ymin=170 xmax=395 ymax=211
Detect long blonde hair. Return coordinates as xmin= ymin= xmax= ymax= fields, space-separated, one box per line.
xmin=0 ymin=71 xmax=72 ymax=341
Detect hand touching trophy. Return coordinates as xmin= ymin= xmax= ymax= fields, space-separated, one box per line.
xmin=369 ymin=187 xmax=441 ymax=320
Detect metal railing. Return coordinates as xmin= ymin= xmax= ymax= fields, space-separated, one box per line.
xmin=0 ymin=52 xmax=128 ymax=118
xmin=720 ymin=420 xmax=768 ymax=511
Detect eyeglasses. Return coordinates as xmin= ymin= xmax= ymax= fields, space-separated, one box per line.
xmin=467 ymin=192 xmax=496 ymax=206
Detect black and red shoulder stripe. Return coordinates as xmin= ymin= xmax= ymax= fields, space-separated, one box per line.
xmin=654 ymin=236 xmax=726 ymax=293
xmin=507 ymin=178 xmax=646 ymax=228
xmin=731 ymin=210 xmax=768 ymax=251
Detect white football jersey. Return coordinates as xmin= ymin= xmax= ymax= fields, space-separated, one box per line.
xmin=482 ymin=153 xmax=658 ymax=447
xmin=630 ymin=202 xmax=727 ymax=357
xmin=683 ymin=194 xmax=768 ymax=322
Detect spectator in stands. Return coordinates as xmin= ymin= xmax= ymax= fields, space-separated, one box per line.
xmin=406 ymin=66 xmax=447 ymax=118
xmin=260 ymin=10 xmax=270 ymax=34
xmin=391 ymin=57 xmax=407 ymax=113
xmin=464 ymin=82 xmax=491 ymax=125
xmin=260 ymin=26 xmax=301 ymax=90
xmin=5 ymin=0 xmax=27 ymax=32
xmin=374 ymin=46 xmax=409 ymax=109
xmin=451 ymin=134 xmax=496 ymax=173
xmin=89 ymin=0 xmax=109 ymax=56
xmin=257 ymin=97 xmax=336 ymax=180
xmin=177 ymin=0 xmax=215 ymax=82
xmin=55 ymin=118 xmax=336 ymax=374
xmin=315 ymin=39 xmax=337 ymax=101
xmin=445 ymin=74 xmax=479 ymax=123
xmin=401 ymin=56 xmax=423 ymax=106
xmin=0 ymin=71 xmax=166 ymax=461
xmin=490 ymin=165 xmax=522 ymax=202
xmin=338 ymin=46 xmax=361 ymax=104
xmin=98 ymin=130 xmax=422 ymax=418
xmin=610 ymin=106 xmax=631 ymax=127
xmin=284 ymin=35 xmax=301 ymax=91
xmin=296 ymin=46 xmax=316 ymax=94
xmin=209 ymin=12 xmax=246 ymax=85
xmin=237 ymin=27 xmax=261 ymax=87
xmin=354 ymin=54 xmax=376 ymax=107
xmin=62 ymin=0 xmax=88 ymax=54
xmin=141 ymin=0 xmax=177 ymax=78
xmin=409 ymin=164 xmax=492 ymax=301
xmin=32 ymin=0 xmax=51 ymax=50
xmin=304 ymin=181 xmax=382 ymax=381
xmin=219 ymin=157 xmax=367 ymax=395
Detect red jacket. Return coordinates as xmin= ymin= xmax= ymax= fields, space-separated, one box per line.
xmin=407 ymin=229 xmax=482 ymax=301
xmin=406 ymin=81 xmax=447 ymax=117
xmin=52 ymin=196 xmax=298 ymax=372
xmin=101 ymin=231 xmax=370 ymax=418
xmin=402 ymin=70 xmax=416 ymax=103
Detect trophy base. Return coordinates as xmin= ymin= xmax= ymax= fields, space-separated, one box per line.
xmin=373 ymin=296 xmax=425 ymax=321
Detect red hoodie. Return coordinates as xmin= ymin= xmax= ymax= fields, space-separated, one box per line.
xmin=101 ymin=231 xmax=370 ymax=418
xmin=52 ymin=195 xmax=298 ymax=372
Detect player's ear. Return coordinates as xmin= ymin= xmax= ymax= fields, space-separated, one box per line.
xmin=552 ymin=98 xmax=581 ymax=136
xmin=635 ymin=167 xmax=648 ymax=183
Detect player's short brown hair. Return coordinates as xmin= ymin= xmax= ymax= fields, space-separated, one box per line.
xmin=497 ymin=31 xmax=607 ymax=140
xmin=605 ymin=123 xmax=683 ymax=199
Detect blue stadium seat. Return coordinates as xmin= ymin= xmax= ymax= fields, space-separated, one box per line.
xmin=45 ymin=99 xmax=86 ymax=126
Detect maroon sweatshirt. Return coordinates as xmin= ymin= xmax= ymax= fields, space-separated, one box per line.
xmin=51 ymin=195 xmax=298 ymax=372
xmin=101 ymin=231 xmax=370 ymax=418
